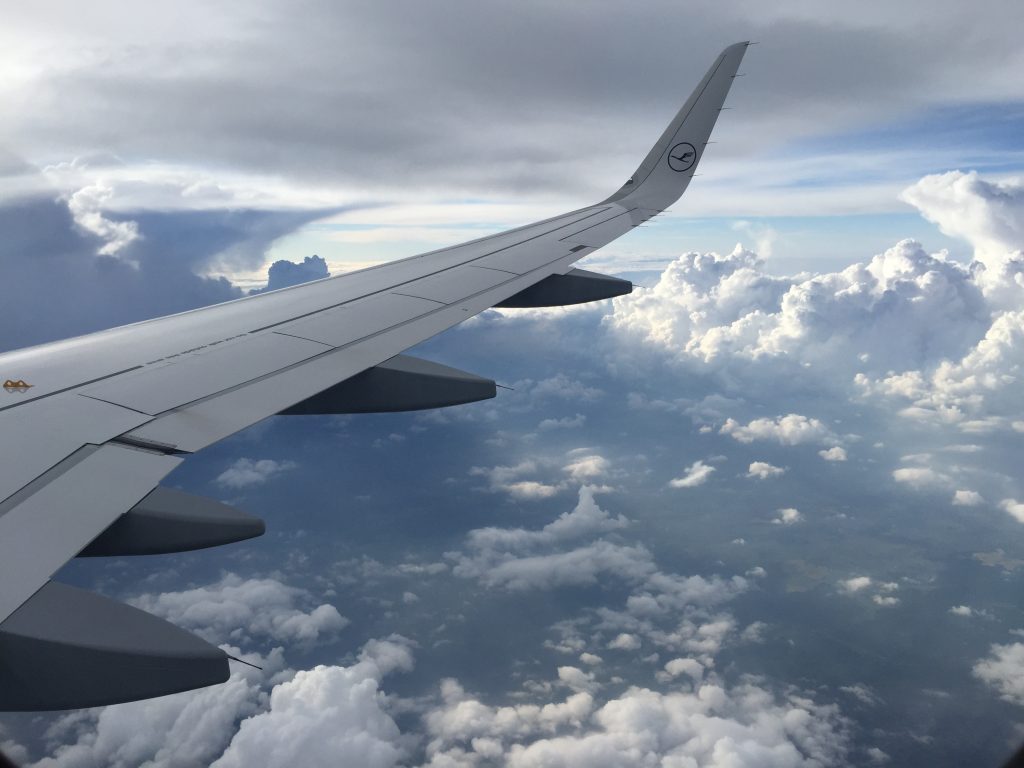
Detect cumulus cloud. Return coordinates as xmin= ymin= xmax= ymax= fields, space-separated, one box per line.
xmin=469 ymin=453 xmax=611 ymax=501
xmin=668 ymin=459 xmax=716 ymax=488
xmin=900 ymin=171 xmax=1024 ymax=265
xmin=867 ymin=746 xmax=892 ymax=764
xmin=444 ymin=479 xmax=756 ymax=697
xmin=17 ymin=634 xmax=415 ymax=768
xmin=469 ymin=461 xmax=563 ymax=500
xmin=129 ymin=573 xmax=348 ymax=647
xmin=67 ymin=182 xmax=142 ymax=257
xmin=557 ymin=666 xmax=599 ymax=694
xmin=421 ymin=677 xmax=849 ymax=767
xmin=892 ymin=467 xmax=950 ymax=490
xmin=562 ymin=453 xmax=611 ymax=481
xmin=819 ymin=446 xmax=848 ymax=462
xmin=625 ymin=572 xmax=749 ymax=621
xmin=950 ymin=605 xmax=975 ymax=617
xmin=21 ymin=647 xmax=287 ymax=768
xmin=721 ymin=414 xmax=838 ymax=446
xmin=1000 ymin=499 xmax=1024 ymax=523
xmin=449 ymin=486 xmax=648 ymax=591
xmin=974 ymin=642 xmax=1024 ymax=707
xmin=607 ymin=633 xmax=642 ymax=651
xmin=661 ymin=657 xmax=704 ymax=682
xmin=213 ymin=636 xmax=414 ymax=768
xmin=610 ymin=239 xmax=991 ymax=383
xmin=216 ymin=458 xmax=298 ymax=490
xmin=450 ymin=486 xmax=751 ymax=629
xmin=839 ymin=576 xmax=872 ymax=594
xmin=746 ymin=461 xmax=786 ymax=479
xmin=527 ymin=374 xmax=604 ymax=402
xmin=538 ymin=413 xmax=586 ymax=430
xmin=772 ymin=507 xmax=804 ymax=526
xmin=953 ymin=489 xmax=985 ymax=506
xmin=453 ymin=539 xmax=651 ymax=593
xmin=251 ymin=254 xmax=329 ymax=294
xmin=839 ymin=684 xmax=881 ymax=707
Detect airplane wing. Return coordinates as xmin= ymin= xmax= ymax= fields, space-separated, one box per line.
xmin=0 ymin=42 xmax=749 ymax=710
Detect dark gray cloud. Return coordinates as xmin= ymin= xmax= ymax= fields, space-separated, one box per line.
xmin=252 ymin=254 xmax=329 ymax=294
xmin=3 ymin=1 xmax=1024 ymax=201
xmin=0 ymin=164 xmax=336 ymax=350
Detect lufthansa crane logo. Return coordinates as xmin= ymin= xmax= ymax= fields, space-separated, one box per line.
xmin=3 ymin=379 xmax=32 ymax=393
xmin=667 ymin=142 xmax=697 ymax=173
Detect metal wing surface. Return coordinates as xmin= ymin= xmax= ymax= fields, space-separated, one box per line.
xmin=0 ymin=42 xmax=748 ymax=709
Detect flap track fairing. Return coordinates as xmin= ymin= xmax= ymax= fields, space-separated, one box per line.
xmin=279 ymin=354 xmax=496 ymax=415
xmin=496 ymin=268 xmax=632 ymax=308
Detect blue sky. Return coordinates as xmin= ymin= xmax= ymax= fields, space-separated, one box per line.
xmin=259 ymin=100 xmax=1024 ymax=280
xmin=2 ymin=2 xmax=1024 ymax=767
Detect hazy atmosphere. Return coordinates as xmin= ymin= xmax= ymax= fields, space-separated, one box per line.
xmin=2 ymin=2 xmax=1024 ymax=766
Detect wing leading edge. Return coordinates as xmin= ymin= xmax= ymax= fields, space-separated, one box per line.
xmin=0 ymin=42 xmax=749 ymax=709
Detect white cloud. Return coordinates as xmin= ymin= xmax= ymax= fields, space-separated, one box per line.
xmin=216 ymin=458 xmax=298 ymax=490
xmin=607 ymin=633 xmax=641 ymax=651
xmin=900 ymin=171 xmax=1024 ymax=267
xmin=868 ymin=746 xmax=892 ymax=764
xmin=421 ymin=678 xmax=849 ymax=767
xmin=953 ymin=490 xmax=985 ymax=507
xmin=856 ymin=308 xmax=1024 ymax=432
xmin=538 ymin=413 xmax=586 ymax=430
xmin=950 ymin=605 xmax=974 ymax=617
xmin=212 ymin=636 xmax=414 ymax=768
xmin=450 ymin=486 xmax=653 ymax=591
xmin=68 ymin=182 xmax=142 ymax=257
xmin=440 ymin=489 xmax=753 ymax=671
xmin=609 ymin=238 xmax=993 ymax=386
xmin=557 ymin=666 xmax=599 ymax=694
xmin=471 ymin=452 xmax=614 ymax=501
xmin=872 ymin=595 xmax=900 ymax=607
xmin=721 ymin=414 xmax=837 ymax=446
xmin=504 ymin=480 xmax=564 ymax=500
xmin=819 ymin=446 xmax=848 ymax=462
xmin=579 ymin=652 xmax=602 ymax=666
xmin=1000 ymin=499 xmax=1024 ymax=523
xmin=839 ymin=684 xmax=881 ymax=707
xmin=26 ymin=647 xmax=284 ymax=768
xmin=772 ymin=507 xmax=803 ymax=526
xmin=746 ymin=461 xmax=786 ymax=479
xmin=662 ymin=657 xmax=704 ymax=682
xmin=459 ymin=486 xmax=627 ymax=553
xmin=974 ymin=642 xmax=1024 ymax=707
xmin=528 ymin=374 xmax=604 ymax=401
xmin=892 ymin=467 xmax=950 ymax=490
xmin=454 ymin=539 xmax=654 ymax=592
xmin=668 ymin=459 xmax=716 ymax=488
xmin=625 ymin=572 xmax=748 ymax=620
xmin=839 ymin=576 xmax=872 ymax=594
xmin=129 ymin=573 xmax=348 ymax=647
xmin=423 ymin=679 xmax=594 ymax=753
xmin=470 ymin=461 xmax=564 ymax=500
xmin=562 ymin=453 xmax=610 ymax=481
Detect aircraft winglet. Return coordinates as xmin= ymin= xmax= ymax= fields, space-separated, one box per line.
xmin=605 ymin=41 xmax=750 ymax=211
